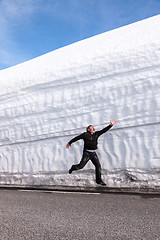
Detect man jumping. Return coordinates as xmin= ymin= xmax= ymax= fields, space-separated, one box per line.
xmin=66 ymin=120 xmax=116 ymax=186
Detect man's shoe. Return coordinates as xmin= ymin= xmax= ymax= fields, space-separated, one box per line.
xmin=97 ymin=181 xmax=106 ymax=186
xmin=100 ymin=181 xmax=106 ymax=186
xmin=69 ymin=168 xmax=73 ymax=174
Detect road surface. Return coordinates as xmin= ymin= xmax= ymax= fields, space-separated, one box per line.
xmin=0 ymin=189 xmax=160 ymax=239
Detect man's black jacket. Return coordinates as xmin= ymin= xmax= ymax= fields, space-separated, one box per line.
xmin=68 ymin=124 xmax=113 ymax=151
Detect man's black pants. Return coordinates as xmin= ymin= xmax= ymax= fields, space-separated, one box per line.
xmin=70 ymin=150 xmax=102 ymax=184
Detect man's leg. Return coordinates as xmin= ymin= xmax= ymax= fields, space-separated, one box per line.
xmin=90 ymin=152 xmax=106 ymax=185
xmin=69 ymin=151 xmax=90 ymax=174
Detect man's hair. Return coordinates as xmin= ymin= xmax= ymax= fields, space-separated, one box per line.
xmin=86 ymin=125 xmax=92 ymax=132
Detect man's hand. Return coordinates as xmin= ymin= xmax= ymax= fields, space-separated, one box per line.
xmin=65 ymin=143 xmax=71 ymax=149
xmin=110 ymin=119 xmax=116 ymax=126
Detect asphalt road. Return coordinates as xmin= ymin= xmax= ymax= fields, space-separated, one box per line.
xmin=0 ymin=189 xmax=160 ymax=240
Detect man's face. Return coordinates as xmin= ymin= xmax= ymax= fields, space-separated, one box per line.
xmin=89 ymin=126 xmax=95 ymax=133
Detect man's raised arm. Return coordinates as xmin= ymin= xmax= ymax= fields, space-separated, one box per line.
xmin=96 ymin=119 xmax=116 ymax=137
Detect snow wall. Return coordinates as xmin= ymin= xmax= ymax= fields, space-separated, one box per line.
xmin=0 ymin=15 xmax=160 ymax=188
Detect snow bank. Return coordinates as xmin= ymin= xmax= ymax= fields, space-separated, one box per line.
xmin=0 ymin=15 xmax=160 ymax=188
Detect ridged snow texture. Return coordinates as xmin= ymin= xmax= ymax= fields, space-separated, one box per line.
xmin=0 ymin=15 xmax=160 ymax=187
